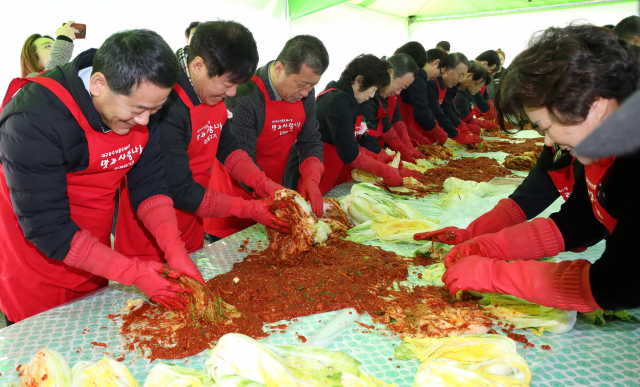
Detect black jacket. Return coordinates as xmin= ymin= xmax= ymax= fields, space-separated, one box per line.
xmin=547 ymin=156 xmax=639 ymax=310
xmin=399 ymin=69 xmax=437 ymax=132
xmin=153 ymin=69 xmax=241 ymax=213
xmin=358 ymin=93 xmax=391 ymax=154
xmin=454 ymin=88 xmax=473 ymax=123
xmin=0 ymin=49 xmax=168 ymax=260
xmin=316 ymin=80 xmax=361 ymax=164
xmin=509 ymin=146 xmax=585 ymax=220
xmin=427 ymin=76 xmax=460 ymax=138
xmin=471 ymin=85 xmax=491 ymax=114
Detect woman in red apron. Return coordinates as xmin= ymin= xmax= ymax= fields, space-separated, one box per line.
xmin=115 ymin=22 xmax=291 ymax=262
xmin=438 ymin=24 xmax=640 ymax=313
xmin=314 ymin=54 xmax=407 ymax=194
xmin=0 ymin=34 xmax=194 ymax=323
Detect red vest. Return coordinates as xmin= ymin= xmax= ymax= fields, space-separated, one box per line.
xmin=584 ymin=157 xmax=618 ymax=233
xmin=0 ymin=77 xmax=148 ymax=321
xmin=204 ymin=74 xmax=306 ymax=237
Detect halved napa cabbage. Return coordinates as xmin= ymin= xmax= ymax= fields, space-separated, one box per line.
xmin=144 ymin=363 xmax=211 ymax=387
xmin=18 ymin=348 xmax=71 ymax=387
xmin=71 ymin=355 xmax=138 ymax=387
xmin=206 ymin=333 xmax=392 ymax=387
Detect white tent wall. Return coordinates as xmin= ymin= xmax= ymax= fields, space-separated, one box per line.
xmin=410 ymin=2 xmax=638 ymax=68
xmin=290 ymin=4 xmax=408 ymax=89
xmin=0 ymin=0 xmax=290 ymax=94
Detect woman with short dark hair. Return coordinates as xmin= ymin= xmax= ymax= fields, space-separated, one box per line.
xmin=315 ymin=54 xmax=408 ymax=193
xmin=436 ymin=24 xmax=640 ymax=312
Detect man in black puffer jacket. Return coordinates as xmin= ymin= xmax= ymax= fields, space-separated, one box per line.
xmin=0 ymin=29 xmax=196 ymax=325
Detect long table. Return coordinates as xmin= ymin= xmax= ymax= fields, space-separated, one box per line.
xmin=1 ymin=145 xmax=639 ymax=386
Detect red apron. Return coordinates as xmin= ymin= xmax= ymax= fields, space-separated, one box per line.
xmin=584 ymin=157 xmax=618 ymax=233
xmin=315 ymin=88 xmax=362 ymax=194
xmin=203 ymin=75 xmax=306 ymax=238
xmin=115 ymin=83 xmax=225 ymax=260
xmin=435 ymin=78 xmax=447 ymax=106
xmin=398 ymin=84 xmax=445 ymax=145
xmin=548 ymin=148 xmax=576 ymax=201
xmin=0 ymin=77 xmax=148 ymax=322
xmin=480 ymin=85 xmax=487 ymax=96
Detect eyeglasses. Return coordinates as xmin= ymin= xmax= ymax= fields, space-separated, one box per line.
xmin=34 ymin=42 xmax=53 ymax=54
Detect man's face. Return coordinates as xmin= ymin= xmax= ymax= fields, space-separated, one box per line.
xmin=272 ymin=62 xmax=322 ymax=103
xmin=379 ymin=72 xmax=415 ymax=98
xmin=479 ymin=60 xmax=499 ymax=76
xmin=90 ymin=74 xmax=170 ymax=135
xmin=442 ymin=63 xmax=468 ymax=88
xmin=190 ymin=57 xmax=239 ymax=106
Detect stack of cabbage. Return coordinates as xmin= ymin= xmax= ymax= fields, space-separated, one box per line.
xmin=340 ymin=183 xmax=439 ymax=244
xmin=395 ymin=335 xmax=532 ymax=386
xmin=206 ymin=333 xmax=392 ymax=386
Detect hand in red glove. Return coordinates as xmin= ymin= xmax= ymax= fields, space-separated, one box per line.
xmin=407 ymin=124 xmax=434 ymax=145
xmin=465 ymin=123 xmax=482 ymax=135
xmin=137 ymin=195 xmax=205 ymax=285
xmin=399 ymin=167 xmax=420 ymax=178
xmin=414 ymin=199 xmax=526 ymax=245
xmin=392 ymin=121 xmax=414 ymax=150
xmin=197 ymin=189 xmax=291 ymax=233
xmin=298 ymin=156 xmax=325 ymax=217
xmin=380 ymin=128 xmax=416 ymax=164
xmin=470 ymin=117 xmax=499 ymax=130
xmin=225 ymin=149 xmax=284 ymax=199
xmin=443 ymin=256 xmax=600 ymax=312
xmin=443 ymin=217 xmax=565 ymax=268
xmin=350 ymin=151 xmax=403 ymax=187
xmin=452 ymin=124 xmax=482 ymax=145
xmin=359 ymin=146 xmax=394 ymax=164
xmin=425 ymin=125 xmax=449 ymax=145
xmin=64 ymin=230 xmax=192 ymax=311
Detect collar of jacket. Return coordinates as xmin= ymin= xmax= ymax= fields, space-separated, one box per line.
xmin=50 ymin=48 xmax=111 ymax=133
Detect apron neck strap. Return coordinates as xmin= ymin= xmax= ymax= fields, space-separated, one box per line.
xmin=173 ymin=83 xmax=195 ymax=109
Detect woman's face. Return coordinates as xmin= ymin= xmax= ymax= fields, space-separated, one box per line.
xmin=524 ymin=98 xmax=618 ymax=164
xmin=379 ymin=73 xmax=414 ymax=99
xmin=33 ymin=37 xmax=54 ymax=69
xmin=352 ymin=81 xmax=378 ymax=104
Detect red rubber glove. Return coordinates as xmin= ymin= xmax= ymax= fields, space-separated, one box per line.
xmin=298 ymin=156 xmax=324 ymax=217
xmin=414 ymin=199 xmax=526 ymax=245
xmin=197 ymin=189 xmax=291 ymax=233
xmin=472 ymin=106 xmax=483 ymax=120
xmin=380 ymin=128 xmax=416 ymax=164
xmin=485 ymin=100 xmax=497 ymax=121
xmin=358 ymin=146 xmax=394 ymax=164
xmin=392 ymin=121 xmax=414 ymax=150
xmin=452 ymin=124 xmax=482 ymax=145
xmin=425 ymin=125 xmax=449 ymax=145
xmin=470 ymin=117 xmax=499 ymax=130
xmin=137 ymin=195 xmax=205 ymax=285
xmin=64 ymin=230 xmax=192 ymax=311
xmin=444 ymin=217 xmax=564 ymax=268
xmin=350 ymin=151 xmax=403 ymax=187
xmin=465 ymin=122 xmax=482 ymax=135
xmin=443 ymin=256 xmax=600 ymax=312
xmin=407 ymin=124 xmax=434 ymax=145
xmin=399 ymin=167 xmax=420 ymax=178
xmin=224 ymin=149 xmax=284 ymax=199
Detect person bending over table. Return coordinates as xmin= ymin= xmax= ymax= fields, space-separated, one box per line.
xmin=358 ymin=53 xmax=426 ymax=164
xmin=203 ymin=35 xmax=328 ymax=242
xmin=394 ymin=43 xmax=449 ymax=146
xmin=0 ymin=30 xmax=194 ymax=325
xmin=115 ymin=21 xmax=291 ymax=269
xmin=437 ymin=24 xmax=640 ymax=312
xmin=315 ymin=54 xmax=408 ymax=194
xmin=426 ymin=53 xmax=482 ymax=145
xmin=454 ymin=63 xmax=494 ymax=131
xmin=470 ymin=50 xmax=502 ymax=122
